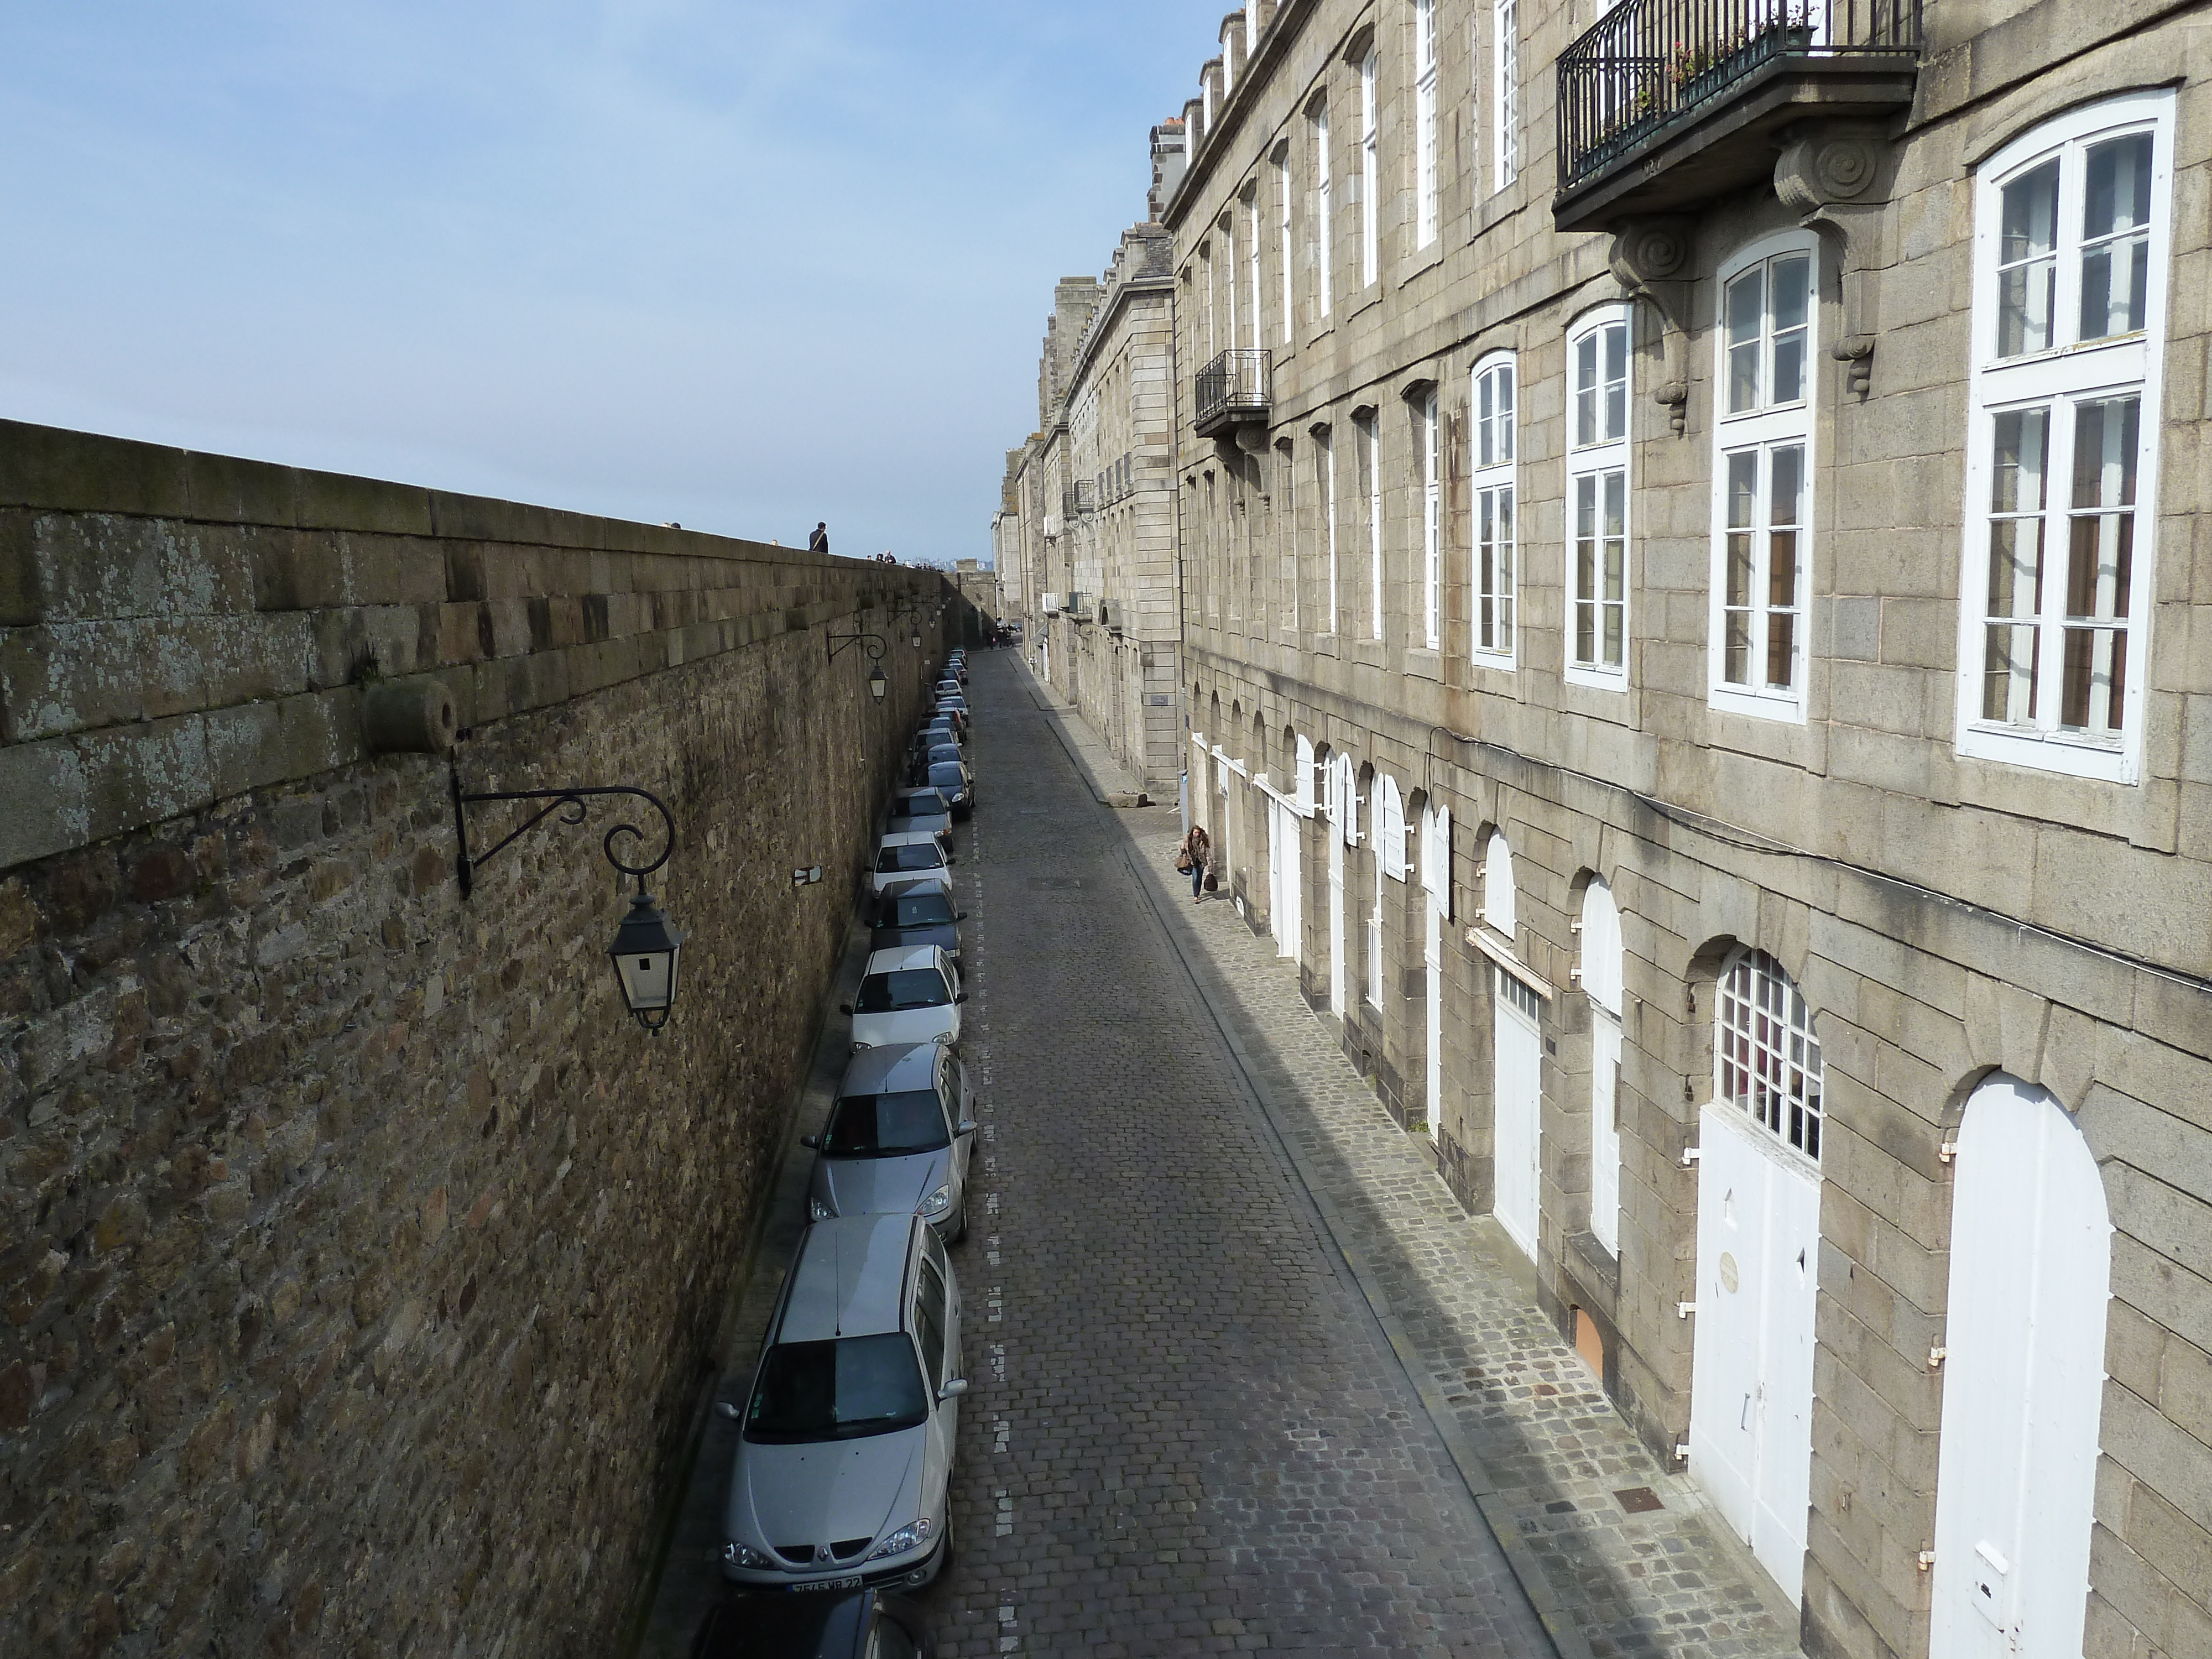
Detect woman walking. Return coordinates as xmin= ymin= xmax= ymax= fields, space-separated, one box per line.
xmin=1176 ymin=822 xmax=1212 ymax=903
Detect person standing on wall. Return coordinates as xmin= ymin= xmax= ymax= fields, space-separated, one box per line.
xmin=807 ymin=522 xmax=829 ymax=555
xmin=1176 ymin=822 xmax=1212 ymax=904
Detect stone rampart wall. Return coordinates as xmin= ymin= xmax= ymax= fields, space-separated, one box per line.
xmin=0 ymin=421 xmax=957 ymax=1656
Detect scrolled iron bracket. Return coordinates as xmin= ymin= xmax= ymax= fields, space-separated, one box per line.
xmin=449 ymin=768 xmax=676 ymax=900
xmin=827 ymin=627 xmax=886 ymax=664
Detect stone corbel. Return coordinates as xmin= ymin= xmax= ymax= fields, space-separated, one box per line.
xmin=1774 ymin=122 xmax=1898 ymax=399
xmin=1608 ymin=217 xmax=1694 ymax=435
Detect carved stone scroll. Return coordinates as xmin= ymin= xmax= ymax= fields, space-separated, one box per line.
xmin=1608 ymin=216 xmax=1695 ymax=433
xmin=1774 ymin=123 xmax=1898 ymax=398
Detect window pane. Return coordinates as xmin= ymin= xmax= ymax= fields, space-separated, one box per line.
xmin=1603 ymin=322 xmax=1628 ymax=440
xmin=1726 ymin=270 xmax=1762 ymax=412
xmin=1998 ymin=159 xmax=2060 ymax=356
xmin=2081 ymin=133 xmax=2153 ymax=342
xmin=1772 ymin=256 xmax=1809 ymax=403
xmin=1983 ymin=408 xmax=2047 ymax=726
xmin=1724 ymin=603 xmax=1752 ymax=685
xmin=1477 ymin=374 xmax=1496 ymax=466
xmin=1726 ymin=450 xmax=1757 ymax=533
xmin=1498 ymin=367 xmax=1515 ymax=459
xmin=1574 ymin=335 xmax=1597 ymax=446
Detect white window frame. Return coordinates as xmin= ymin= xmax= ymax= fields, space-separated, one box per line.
xmin=1419 ymin=390 xmax=1442 ymax=649
xmin=1954 ymin=90 xmax=2172 ymax=784
xmin=1246 ymin=192 xmax=1264 ymax=350
xmin=1223 ymin=214 xmax=1238 ymax=352
xmin=1317 ymin=427 xmax=1339 ymax=631
xmin=1360 ymin=49 xmax=1380 ymax=287
xmin=1367 ymin=841 xmax=1386 ymax=1006
xmin=1313 ymin=105 xmax=1334 ymax=320
xmin=1470 ymin=351 xmax=1517 ymax=667
xmin=1566 ymin=304 xmax=1631 ymax=688
xmin=1276 ymin=153 xmax=1294 ymax=343
xmin=1415 ymin=0 xmax=1439 ymax=248
xmin=1493 ymin=0 xmax=1518 ymax=190
xmin=1714 ymin=946 xmax=1823 ymax=1166
xmin=1281 ymin=440 xmax=1300 ymax=633
xmin=1479 ymin=827 xmax=1515 ymax=943
xmin=1357 ymin=410 xmax=1383 ymax=639
xmin=1709 ymin=233 xmax=1817 ymax=722
xmin=1202 ymin=245 xmax=1217 ymax=359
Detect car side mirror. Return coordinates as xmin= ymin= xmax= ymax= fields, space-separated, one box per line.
xmin=801 ymin=1134 xmax=820 ymax=1150
xmin=955 ymin=993 xmax=968 ymax=1004
xmin=715 ymin=1401 xmax=742 ymax=1421
xmin=956 ymin=911 xmax=968 ymax=921
xmin=937 ymin=1378 xmax=969 ymax=1401
xmin=839 ymin=1003 xmax=853 ymax=1015
xmin=957 ymin=1120 xmax=977 ymax=1136
xmin=946 ymin=857 xmax=958 ymax=866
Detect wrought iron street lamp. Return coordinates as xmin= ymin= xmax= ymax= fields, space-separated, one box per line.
xmin=828 ymin=625 xmax=889 ymax=700
xmin=449 ymin=774 xmax=686 ymax=1032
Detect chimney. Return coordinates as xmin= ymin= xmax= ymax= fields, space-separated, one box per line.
xmin=1149 ymin=120 xmax=1188 ymax=220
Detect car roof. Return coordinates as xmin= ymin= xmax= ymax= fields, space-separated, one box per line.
xmin=837 ymin=1042 xmax=942 ymax=1095
xmin=893 ymin=786 xmax=947 ymax=803
xmin=863 ymin=943 xmax=948 ymax=976
xmin=778 ymin=1214 xmax=915 ymax=1343
xmin=926 ymin=760 xmax=967 ymax=778
xmin=878 ymin=875 xmax=953 ymax=902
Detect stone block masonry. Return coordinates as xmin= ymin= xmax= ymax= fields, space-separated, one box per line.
xmin=0 ymin=421 xmax=964 ymax=1656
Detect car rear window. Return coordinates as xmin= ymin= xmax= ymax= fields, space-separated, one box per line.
xmin=745 ymin=1333 xmax=928 ymax=1443
xmin=927 ymin=764 xmax=966 ymax=789
xmin=857 ymin=969 xmax=951 ymax=1013
xmin=885 ymin=815 xmax=943 ymax=839
xmin=896 ymin=790 xmax=950 ymax=813
xmin=885 ymin=893 xmax=956 ymax=927
xmin=876 ymin=845 xmax=945 ymax=873
xmin=925 ymin=745 xmax=961 ymax=763
xmin=823 ymin=1088 xmax=949 ymax=1156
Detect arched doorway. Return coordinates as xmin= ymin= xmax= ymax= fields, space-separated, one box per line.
xmin=1929 ymin=1074 xmax=2110 ymax=1659
xmin=1689 ymin=946 xmax=1822 ymax=1603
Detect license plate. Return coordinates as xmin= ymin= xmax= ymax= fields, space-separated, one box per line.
xmin=794 ymin=1575 xmax=863 ymax=1594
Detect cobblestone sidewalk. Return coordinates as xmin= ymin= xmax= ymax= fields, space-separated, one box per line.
xmin=1019 ymin=662 xmax=1803 ymax=1659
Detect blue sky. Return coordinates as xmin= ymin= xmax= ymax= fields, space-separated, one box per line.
xmin=0 ymin=2 xmax=1214 ymax=565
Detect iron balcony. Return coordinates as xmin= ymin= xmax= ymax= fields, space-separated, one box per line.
xmin=1553 ymin=0 xmax=1921 ymax=231
xmin=1194 ymin=349 xmax=1272 ymax=440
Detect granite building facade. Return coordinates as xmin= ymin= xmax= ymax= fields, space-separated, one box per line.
xmin=1009 ymin=2 xmax=2212 ymax=1657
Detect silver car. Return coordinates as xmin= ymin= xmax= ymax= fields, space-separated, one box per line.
xmin=806 ymin=1044 xmax=976 ymax=1240
xmin=842 ymin=944 xmax=964 ymax=1052
xmin=721 ymin=1213 xmax=967 ymax=1593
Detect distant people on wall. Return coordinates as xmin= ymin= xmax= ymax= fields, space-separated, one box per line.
xmin=807 ymin=522 xmax=829 ymax=555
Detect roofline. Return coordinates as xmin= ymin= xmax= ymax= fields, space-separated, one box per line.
xmin=1161 ymin=0 xmax=1319 ymax=229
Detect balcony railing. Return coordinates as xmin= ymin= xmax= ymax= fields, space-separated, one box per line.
xmin=1194 ymin=349 xmax=1272 ymax=439
xmin=1557 ymin=0 xmax=1919 ymax=193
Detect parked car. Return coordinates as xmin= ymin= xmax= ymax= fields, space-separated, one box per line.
xmin=870 ymin=832 xmax=954 ymax=895
xmin=805 ymin=1042 xmax=975 ymax=1240
xmin=919 ymin=742 xmax=963 ymax=773
xmin=842 ymin=945 xmax=964 ymax=1051
xmin=923 ymin=759 xmax=973 ymax=817
xmin=884 ymin=790 xmax=953 ymax=849
xmin=689 ymin=1589 xmax=933 ymax=1658
xmin=914 ymin=717 xmax=964 ymax=752
xmin=719 ymin=1213 xmax=966 ymax=1594
xmin=869 ymin=877 xmax=964 ymax=967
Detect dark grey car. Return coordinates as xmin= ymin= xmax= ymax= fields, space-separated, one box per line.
xmin=870 ymin=877 xmax=964 ymax=967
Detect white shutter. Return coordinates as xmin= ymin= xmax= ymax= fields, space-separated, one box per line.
xmin=1379 ymin=775 xmax=1407 ymax=880
xmin=1295 ymin=733 xmax=1317 ymax=811
xmin=1421 ymin=805 xmax=1451 ymax=914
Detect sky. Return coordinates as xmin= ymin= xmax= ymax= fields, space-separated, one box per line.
xmin=0 ymin=2 xmax=1217 ymax=566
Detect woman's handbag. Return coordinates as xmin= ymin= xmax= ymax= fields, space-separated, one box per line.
xmin=1203 ymin=871 xmax=1219 ymax=891
xmin=1174 ymin=848 xmax=1194 ymax=873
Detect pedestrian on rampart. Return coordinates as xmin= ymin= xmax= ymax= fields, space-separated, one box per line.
xmin=1176 ymin=823 xmax=1212 ymax=902
xmin=808 ymin=522 xmax=829 ymax=555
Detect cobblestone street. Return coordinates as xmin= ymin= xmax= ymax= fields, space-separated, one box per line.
xmin=917 ymin=651 xmax=1802 ymax=1658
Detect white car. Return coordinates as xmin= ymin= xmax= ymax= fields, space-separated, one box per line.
xmin=719 ymin=1213 xmax=966 ymax=1593
xmin=843 ymin=945 xmax=964 ymax=1052
xmin=869 ymin=831 xmax=954 ymax=895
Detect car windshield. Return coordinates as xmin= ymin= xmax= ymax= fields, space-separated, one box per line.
xmin=900 ymin=791 xmax=949 ymax=812
xmin=926 ymin=746 xmax=961 ymax=764
xmin=885 ymin=893 xmax=956 ymax=927
xmin=927 ymin=764 xmax=966 ymax=789
xmin=823 ymin=1088 xmax=949 ymax=1156
xmin=885 ymin=814 xmax=944 ymax=837
xmin=877 ymin=845 xmax=945 ymax=873
xmin=857 ymin=968 xmax=950 ymax=1012
xmin=745 ymin=1333 xmax=928 ymax=1443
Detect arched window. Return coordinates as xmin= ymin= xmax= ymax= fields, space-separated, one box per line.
xmin=1481 ymin=828 xmax=1516 ymax=942
xmin=1566 ymin=303 xmax=1631 ymax=685
xmin=1295 ymin=733 xmax=1318 ymax=811
xmin=1714 ymin=947 xmax=1822 ymax=1161
xmin=1470 ymin=351 xmax=1518 ymax=665
xmin=1377 ymin=774 xmax=1408 ymax=879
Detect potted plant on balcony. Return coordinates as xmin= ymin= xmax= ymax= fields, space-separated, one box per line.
xmin=1671 ymin=4 xmax=1815 ymax=108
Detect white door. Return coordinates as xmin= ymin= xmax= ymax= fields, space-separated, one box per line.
xmin=1491 ymin=967 xmax=1542 ymax=1260
xmin=1423 ymin=901 xmax=1442 ymax=1142
xmin=1930 ymin=1076 xmax=2110 ymax=1659
xmin=1328 ymin=827 xmax=1347 ymax=1016
xmin=1589 ymin=1011 xmax=1623 ymax=1254
xmin=1266 ymin=798 xmax=1303 ymax=962
xmin=1688 ymin=1103 xmax=1820 ymax=1603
